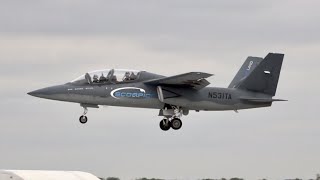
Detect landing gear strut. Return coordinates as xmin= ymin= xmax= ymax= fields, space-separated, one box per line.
xmin=79 ymin=106 xmax=88 ymax=124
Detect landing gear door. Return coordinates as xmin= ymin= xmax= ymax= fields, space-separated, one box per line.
xmin=157 ymin=86 xmax=182 ymax=103
xmin=157 ymin=86 xmax=164 ymax=102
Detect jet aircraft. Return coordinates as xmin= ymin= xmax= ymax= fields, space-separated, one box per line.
xmin=28 ymin=53 xmax=286 ymax=131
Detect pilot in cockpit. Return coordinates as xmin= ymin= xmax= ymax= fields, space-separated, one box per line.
xmin=129 ymin=72 xmax=137 ymax=80
xmin=99 ymin=73 xmax=107 ymax=82
xmin=93 ymin=74 xmax=99 ymax=83
xmin=123 ymin=71 xmax=131 ymax=81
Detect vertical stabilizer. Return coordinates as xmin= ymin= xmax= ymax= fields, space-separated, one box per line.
xmin=228 ymin=56 xmax=263 ymax=88
xmin=237 ymin=53 xmax=284 ymax=96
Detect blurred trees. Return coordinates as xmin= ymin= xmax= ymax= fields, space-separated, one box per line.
xmin=99 ymin=177 xmax=120 ymax=180
xmin=98 ymin=174 xmax=320 ymax=180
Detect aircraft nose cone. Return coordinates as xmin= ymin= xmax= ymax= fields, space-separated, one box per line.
xmin=27 ymin=88 xmax=49 ymax=98
xmin=28 ymin=85 xmax=65 ymax=99
xmin=28 ymin=84 xmax=71 ymax=101
xmin=27 ymin=90 xmax=36 ymax=96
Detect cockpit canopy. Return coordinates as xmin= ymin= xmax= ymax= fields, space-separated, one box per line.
xmin=70 ymin=69 xmax=141 ymax=85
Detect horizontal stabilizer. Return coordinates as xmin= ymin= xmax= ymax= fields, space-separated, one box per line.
xmin=239 ymin=97 xmax=288 ymax=103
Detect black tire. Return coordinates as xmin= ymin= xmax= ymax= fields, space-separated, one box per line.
xmin=159 ymin=119 xmax=171 ymax=131
xmin=171 ymin=118 xmax=182 ymax=130
xmin=79 ymin=115 xmax=88 ymax=124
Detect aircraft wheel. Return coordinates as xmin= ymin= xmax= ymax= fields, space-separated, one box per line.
xmin=171 ymin=118 xmax=182 ymax=130
xmin=159 ymin=119 xmax=171 ymax=131
xmin=79 ymin=115 xmax=88 ymax=124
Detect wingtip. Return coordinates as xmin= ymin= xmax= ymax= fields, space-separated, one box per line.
xmin=203 ymin=72 xmax=214 ymax=77
xmin=273 ymin=99 xmax=288 ymax=102
xmin=192 ymin=72 xmax=213 ymax=77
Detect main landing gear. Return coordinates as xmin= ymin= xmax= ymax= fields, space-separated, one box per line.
xmin=159 ymin=106 xmax=186 ymax=131
xmin=79 ymin=106 xmax=88 ymax=124
xmin=159 ymin=118 xmax=183 ymax=131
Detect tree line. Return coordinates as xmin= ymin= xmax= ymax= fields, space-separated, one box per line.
xmin=99 ymin=174 xmax=320 ymax=180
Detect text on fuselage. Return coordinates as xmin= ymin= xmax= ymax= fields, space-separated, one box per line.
xmin=208 ymin=92 xmax=232 ymax=100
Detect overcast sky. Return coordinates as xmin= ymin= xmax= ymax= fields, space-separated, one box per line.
xmin=0 ymin=1 xmax=319 ymax=179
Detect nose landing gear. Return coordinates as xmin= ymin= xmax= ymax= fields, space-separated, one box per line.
xmin=78 ymin=104 xmax=99 ymax=124
xmin=79 ymin=106 xmax=88 ymax=124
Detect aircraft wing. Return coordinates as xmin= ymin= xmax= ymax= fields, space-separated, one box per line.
xmin=144 ymin=72 xmax=213 ymax=90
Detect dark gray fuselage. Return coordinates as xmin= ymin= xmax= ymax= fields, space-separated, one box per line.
xmin=30 ymin=80 xmax=272 ymax=111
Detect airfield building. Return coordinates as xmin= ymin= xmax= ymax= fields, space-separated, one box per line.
xmin=0 ymin=170 xmax=101 ymax=180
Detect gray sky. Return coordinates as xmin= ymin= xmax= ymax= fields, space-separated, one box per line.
xmin=0 ymin=1 xmax=319 ymax=179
